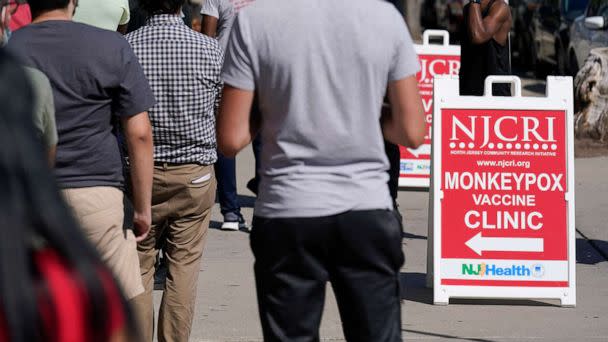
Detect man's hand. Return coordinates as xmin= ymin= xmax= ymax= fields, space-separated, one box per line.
xmin=133 ymin=209 xmax=152 ymax=242
xmin=122 ymin=112 xmax=154 ymax=242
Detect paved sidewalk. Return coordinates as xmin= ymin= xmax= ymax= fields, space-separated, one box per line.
xmin=147 ymin=148 xmax=608 ymax=342
xmin=152 ymin=79 xmax=608 ymax=341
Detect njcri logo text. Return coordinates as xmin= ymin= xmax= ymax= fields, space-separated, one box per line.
xmin=417 ymin=58 xmax=460 ymax=84
xmin=462 ymin=263 xmax=545 ymax=278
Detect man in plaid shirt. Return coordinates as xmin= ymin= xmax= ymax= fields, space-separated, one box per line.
xmin=126 ymin=0 xmax=223 ymax=340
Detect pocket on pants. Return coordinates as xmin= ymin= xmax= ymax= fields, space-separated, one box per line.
xmin=188 ymin=172 xmax=212 ymax=188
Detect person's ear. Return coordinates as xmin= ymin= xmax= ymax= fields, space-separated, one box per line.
xmin=69 ymin=0 xmax=79 ymax=16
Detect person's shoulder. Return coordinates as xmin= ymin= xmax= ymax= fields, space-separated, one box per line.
xmin=489 ymin=0 xmax=510 ymax=15
xmin=185 ymin=28 xmax=223 ymax=55
xmin=124 ymin=25 xmax=146 ymax=43
xmin=69 ymin=21 xmax=128 ymax=45
xmin=364 ymin=0 xmax=408 ymax=33
xmin=8 ymin=23 xmax=35 ymax=41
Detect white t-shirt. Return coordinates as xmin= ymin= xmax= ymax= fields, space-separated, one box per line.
xmin=200 ymin=0 xmax=255 ymax=50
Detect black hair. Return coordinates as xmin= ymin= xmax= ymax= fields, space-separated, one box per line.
xmin=138 ymin=0 xmax=185 ymax=17
xmin=0 ymin=50 xmax=139 ymax=341
xmin=27 ymin=0 xmax=70 ymax=17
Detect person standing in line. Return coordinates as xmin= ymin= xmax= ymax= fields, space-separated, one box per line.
xmin=8 ymin=0 xmax=155 ymax=302
xmin=460 ymin=0 xmax=512 ymax=96
xmin=201 ymin=0 xmax=256 ymax=229
xmin=218 ymin=0 xmax=425 ymax=340
xmin=73 ymin=0 xmax=131 ymax=33
xmin=0 ymin=48 xmax=139 ymax=342
xmin=126 ymin=0 xmax=222 ymax=340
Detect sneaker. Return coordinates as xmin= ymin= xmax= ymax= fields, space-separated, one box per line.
xmin=221 ymin=212 xmax=248 ymax=231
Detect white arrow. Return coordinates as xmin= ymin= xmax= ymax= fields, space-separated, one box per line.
xmin=407 ymin=144 xmax=431 ymax=158
xmin=465 ymin=233 xmax=544 ymax=256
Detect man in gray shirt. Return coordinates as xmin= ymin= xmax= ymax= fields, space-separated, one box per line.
xmin=217 ymin=0 xmax=425 ymax=340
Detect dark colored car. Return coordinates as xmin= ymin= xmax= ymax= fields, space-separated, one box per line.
xmin=568 ymin=0 xmax=608 ymax=75
xmin=531 ymin=0 xmax=589 ymax=76
xmin=510 ymin=0 xmax=542 ymax=66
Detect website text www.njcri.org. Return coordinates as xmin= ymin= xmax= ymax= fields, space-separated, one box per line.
xmin=476 ymin=159 xmax=531 ymax=169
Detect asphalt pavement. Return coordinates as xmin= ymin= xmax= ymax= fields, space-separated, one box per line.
xmin=151 ymin=77 xmax=608 ymax=341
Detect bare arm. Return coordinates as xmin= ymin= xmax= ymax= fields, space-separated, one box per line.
xmin=217 ymin=85 xmax=256 ymax=157
xmin=121 ymin=112 xmax=153 ymax=242
xmin=382 ymin=76 xmax=426 ymax=148
xmin=467 ymin=2 xmax=510 ymax=45
xmin=201 ymin=15 xmax=219 ymax=36
xmin=47 ymin=145 xmax=56 ymax=167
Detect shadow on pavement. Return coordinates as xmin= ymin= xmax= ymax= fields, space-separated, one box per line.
xmin=577 ymin=238 xmax=608 ymax=265
xmin=403 ymin=328 xmax=498 ymax=342
xmin=399 ymin=273 xmax=560 ymax=307
xmin=400 ymin=272 xmax=433 ymax=304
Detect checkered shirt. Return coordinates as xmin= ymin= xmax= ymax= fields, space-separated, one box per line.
xmin=126 ymin=15 xmax=223 ymax=165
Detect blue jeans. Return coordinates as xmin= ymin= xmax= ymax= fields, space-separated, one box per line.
xmin=214 ymin=152 xmax=240 ymax=216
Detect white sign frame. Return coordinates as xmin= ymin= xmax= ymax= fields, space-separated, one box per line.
xmin=399 ymin=30 xmax=461 ymax=189
xmin=431 ymin=75 xmax=576 ymax=307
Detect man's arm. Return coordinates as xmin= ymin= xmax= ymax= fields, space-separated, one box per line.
xmin=382 ymin=76 xmax=426 ymax=148
xmin=121 ymin=112 xmax=153 ymax=242
xmin=216 ymin=85 xmax=256 ymax=157
xmin=47 ymin=145 xmax=56 ymax=167
xmin=201 ymin=14 xmax=219 ymax=36
xmin=467 ymin=1 xmax=510 ymax=45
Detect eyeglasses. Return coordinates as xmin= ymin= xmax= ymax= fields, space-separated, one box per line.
xmin=1 ymin=0 xmax=20 ymax=16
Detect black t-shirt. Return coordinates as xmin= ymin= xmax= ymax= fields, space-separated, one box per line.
xmin=459 ymin=2 xmax=511 ymax=96
xmin=9 ymin=20 xmax=156 ymax=189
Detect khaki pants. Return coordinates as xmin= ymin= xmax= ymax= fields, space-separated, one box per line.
xmin=62 ymin=186 xmax=144 ymax=299
xmin=132 ymin=164 xmax=216 ymax=342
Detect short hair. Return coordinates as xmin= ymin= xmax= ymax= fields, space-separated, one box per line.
xmin=139 ymin=0 xmax=185 ymax=17
xmin=27 ymin=0 xmax=70 ymax=17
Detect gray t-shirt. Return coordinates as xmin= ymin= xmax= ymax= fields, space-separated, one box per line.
xmin=222 ymin=0 xmax=420 ymax=218
xmin=200 ymin=0 xmax=255 ymax=50
xmin=9 ymin=21 xmax=155 ymax=189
